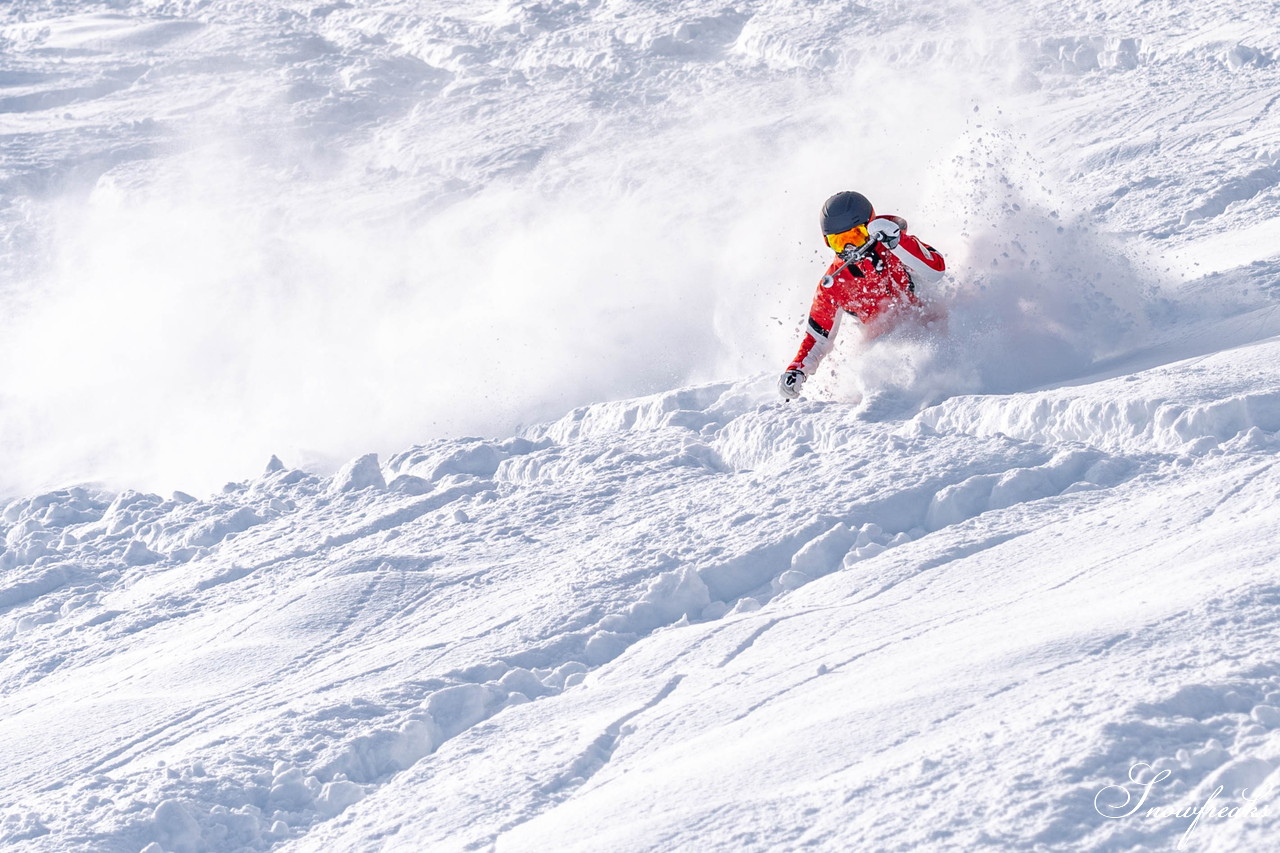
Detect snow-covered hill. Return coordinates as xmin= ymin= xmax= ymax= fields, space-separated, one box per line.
xmin=3 ymin=0 xmax=1280 ymax=851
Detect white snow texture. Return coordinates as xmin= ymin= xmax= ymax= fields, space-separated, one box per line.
xmin=3 ymin=0 xmax=1280 ymax=851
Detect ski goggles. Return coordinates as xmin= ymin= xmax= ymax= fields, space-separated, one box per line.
xmin=825 ymin=224 xmax=870 ymax=253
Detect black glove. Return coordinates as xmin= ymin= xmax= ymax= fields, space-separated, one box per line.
xmin=778 ymin=369 xmax=806 ymax=401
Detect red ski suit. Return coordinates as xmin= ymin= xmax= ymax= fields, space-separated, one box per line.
xmin=788 ymin=215 xmax=945 ymax=375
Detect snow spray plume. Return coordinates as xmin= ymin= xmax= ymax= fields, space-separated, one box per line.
xmin=0 ymin=89 xmax=803 ymax=498
xmin=817 ymin=82 xmax=1157 ymax=413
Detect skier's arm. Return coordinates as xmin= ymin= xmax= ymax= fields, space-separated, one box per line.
xmin=891 ymin=233 xmax=945 ymax=284
xmin=787 ymin=283 xmax=842 ymax=375
xmin=868 ymin=216 xmax=945 ymax=284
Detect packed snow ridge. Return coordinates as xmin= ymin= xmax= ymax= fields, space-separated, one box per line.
xmin=4 ymin=0 xmax=1280 ymax=851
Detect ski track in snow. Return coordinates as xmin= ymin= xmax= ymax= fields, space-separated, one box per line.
xmin=2 ymin=0 xmax=1280 ymax=851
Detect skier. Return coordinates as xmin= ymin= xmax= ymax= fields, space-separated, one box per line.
xmin=779 ymin=191 xmax=946 ymax=400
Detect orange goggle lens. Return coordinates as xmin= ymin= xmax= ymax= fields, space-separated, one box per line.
xmin=826 ymin=224 xmax=869 ymax=253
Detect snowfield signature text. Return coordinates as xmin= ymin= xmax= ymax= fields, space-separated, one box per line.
xmin=1094 ymin=762 xmax=1274 ymax=849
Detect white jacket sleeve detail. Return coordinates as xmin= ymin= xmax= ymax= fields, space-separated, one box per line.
xmin=798 ymin=310 xmax=843 ymax=374
xmin=890 ymin=240 xmax=944 ymax=284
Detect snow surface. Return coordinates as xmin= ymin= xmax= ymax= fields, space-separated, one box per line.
xmin=3 ymin=0 xmax=1280 ymax=851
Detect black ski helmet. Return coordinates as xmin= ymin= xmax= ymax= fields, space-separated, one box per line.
xmin=820 ymin=191 xmax=874 ymax=238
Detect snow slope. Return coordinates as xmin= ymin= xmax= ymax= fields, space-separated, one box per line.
xmin=3 ymin=0 xmax=1280 ymax=851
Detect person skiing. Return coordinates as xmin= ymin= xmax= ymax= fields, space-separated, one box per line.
xmin=779 ymin=191 xmax=946 ymax=400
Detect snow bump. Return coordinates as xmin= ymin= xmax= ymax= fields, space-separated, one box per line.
xmin=331 ymin=453 xmax=387 ymax=494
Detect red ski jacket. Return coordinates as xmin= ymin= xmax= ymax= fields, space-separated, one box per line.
xmin=788 ymin=215 xmax=945 ymax=375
